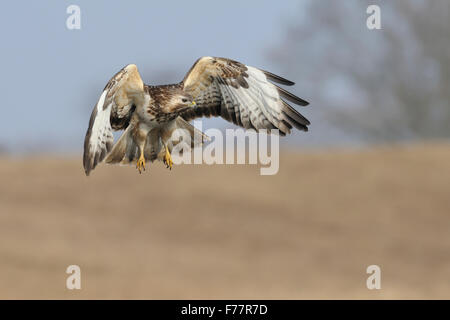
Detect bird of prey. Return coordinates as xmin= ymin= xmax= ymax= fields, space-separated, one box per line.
xmin=83 ymin=57 xmax=310 ymax=175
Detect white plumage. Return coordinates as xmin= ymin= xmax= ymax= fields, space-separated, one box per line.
xmin=83 ymin=57 xmax=310 ymax=175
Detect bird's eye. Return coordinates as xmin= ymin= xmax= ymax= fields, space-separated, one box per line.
xmin=182 ymin=98 xmax=188 ymax=103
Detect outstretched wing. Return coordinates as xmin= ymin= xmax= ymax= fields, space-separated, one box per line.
xmin=83 ymin=64 xmax=144 ymax=176
xmin=180 ymin=57 xmax=310 ymax=135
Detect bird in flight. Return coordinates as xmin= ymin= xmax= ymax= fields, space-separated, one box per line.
xmin=83 ymin=57 xmax=310 ymax=175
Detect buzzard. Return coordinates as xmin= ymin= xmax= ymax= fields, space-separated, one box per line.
xmin=83 ymin=57 xmax=310 ymax=175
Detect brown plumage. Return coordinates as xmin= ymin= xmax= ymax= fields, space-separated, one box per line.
xmin=144 ymin=84 xmax=193 ymax=122
xmin=83 ymin=57 xmax=310 ymax=175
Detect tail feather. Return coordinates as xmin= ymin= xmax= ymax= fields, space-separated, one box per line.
xmin=104 ymin=116 xmax=209 ymax=167
xmin=158 ymin=116 xmax=209 ymax=160
xmin=175 ymin=116 xmax=210 ymax=147
xmin=104 ymin=126 xmax=139 ymax=164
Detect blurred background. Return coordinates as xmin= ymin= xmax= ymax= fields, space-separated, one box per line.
xmin=0 ymin=0 xmax=449 ymax=299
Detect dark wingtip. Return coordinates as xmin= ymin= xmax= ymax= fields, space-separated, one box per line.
xmin=295 ymin=97 xmax=309 ymax=107
xmin=275 ymin=85 xmax=309 ymax=107
xmin=83 ymin=157 xmax=91 ymax=176
xmin=261 ymin=69 xmax=311 ymax=107
xmin=282 ymin=101 xmax=311 ymax=132
xmin=262 ymin=69 xmax=295 ymax=86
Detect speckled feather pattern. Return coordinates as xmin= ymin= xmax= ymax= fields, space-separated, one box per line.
xmin=83 ymin=57 xmax=310 ymax=175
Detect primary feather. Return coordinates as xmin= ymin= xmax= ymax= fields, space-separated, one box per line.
xmin=180 ymin=57 xmax=310 ymax=135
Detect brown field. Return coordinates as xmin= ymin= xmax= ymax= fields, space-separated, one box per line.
xmin=0 ymin=143 xmax=449 ymax=299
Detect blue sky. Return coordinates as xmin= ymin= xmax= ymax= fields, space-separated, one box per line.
xmin=3 ymin=1 xmax=442 ymax=154
xmin=0 ymin=0 xmax=309 ymax=153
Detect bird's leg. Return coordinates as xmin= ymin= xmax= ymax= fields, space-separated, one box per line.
xmin=163 ymin=143 xmax=173 ymax=170
xmin=136 ymin=146 xmax=146 ymax=174
xmin=133 ymin=126 xmax=147 ymax=174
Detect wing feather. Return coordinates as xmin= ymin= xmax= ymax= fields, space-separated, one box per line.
xmin=180 ymin=57 xmax=310 ymax=135
xmin=83 ymin=64 xmax=144 ymax=175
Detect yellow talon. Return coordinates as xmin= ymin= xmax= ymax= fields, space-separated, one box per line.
xmin=163 ymin=146 xmax=173 ymax=170
xmin=136 ymin=154 xmax=146 ymax=174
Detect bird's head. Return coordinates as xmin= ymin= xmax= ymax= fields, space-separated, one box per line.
xmin=169 ymin=92 xmax=196 ymax=110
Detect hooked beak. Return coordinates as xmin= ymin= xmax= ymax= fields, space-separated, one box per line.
xmin=190 ymin=100 xmax=197 ymax=107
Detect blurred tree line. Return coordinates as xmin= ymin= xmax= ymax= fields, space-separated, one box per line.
xmin=270 ymin=0 xmax=450 ymax=143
